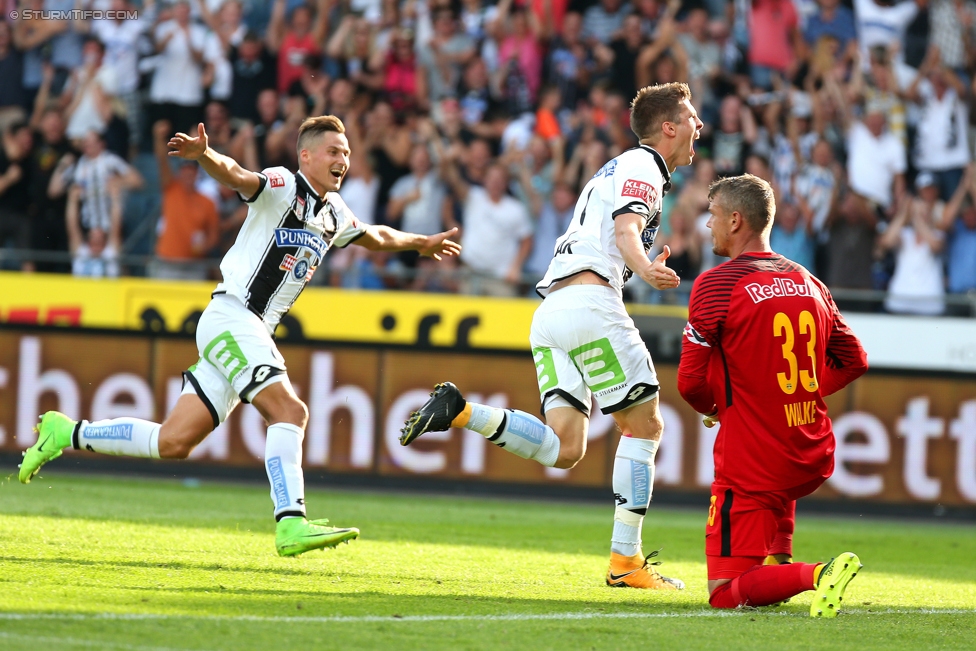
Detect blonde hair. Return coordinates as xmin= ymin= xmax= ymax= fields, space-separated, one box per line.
xmin=708 ymin=174 xmax=776 ymax=235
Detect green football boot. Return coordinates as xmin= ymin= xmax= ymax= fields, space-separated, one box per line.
xmin=19 ymin=411 xmax=76 ymax=484
xmin=810 ymin=552 xmax=862 ymax=618
xmin=275 ymin=517 xmax=360 ymax=557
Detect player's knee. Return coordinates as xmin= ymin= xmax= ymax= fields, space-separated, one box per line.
xmin=279 ymin=398 xmax=308 ymax=429
xmin=158 ymin=437 xmax=195 ymax=460
xmin=554 ymin=438 xmax=585 ymax=469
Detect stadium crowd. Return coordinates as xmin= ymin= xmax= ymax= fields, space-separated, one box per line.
xmin=1 ymin=0 xmax=976 ymax=314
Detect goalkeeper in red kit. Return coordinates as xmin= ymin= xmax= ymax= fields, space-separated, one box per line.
xmin=677 ymin=175 xmax=869 ymax=617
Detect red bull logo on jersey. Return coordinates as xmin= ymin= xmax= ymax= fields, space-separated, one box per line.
xmin=621 ymin=179 xmax=657 ymax=205
xmin=274 ymin=228 xmax=328 ymax=257
xmin=744 ymin=277 xmax=817 ymax=304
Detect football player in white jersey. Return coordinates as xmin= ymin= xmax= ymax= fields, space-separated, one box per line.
xmin=401 ymin=83 xmax=702 ymax=589
xmin=20 ymin=116 xmax=461 ymax=557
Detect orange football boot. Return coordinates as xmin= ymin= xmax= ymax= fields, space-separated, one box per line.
xmin=606 ymin=550 xmax=685 ymax=589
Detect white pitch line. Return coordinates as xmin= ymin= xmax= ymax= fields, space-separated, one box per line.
xmin=0 ymin=631 xmax=192 ymax=651
xmin=0 ymin=608 xmax=972 ymax=624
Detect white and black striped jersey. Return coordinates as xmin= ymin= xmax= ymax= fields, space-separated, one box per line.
xmin=536 ymin=145 xmax=672 ymax=297
xmin=213 ymin=167 xmax=368 ymax=329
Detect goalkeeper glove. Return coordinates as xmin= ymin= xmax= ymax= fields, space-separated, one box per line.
xmin=702 ymin=409 xmax=719 ymax=428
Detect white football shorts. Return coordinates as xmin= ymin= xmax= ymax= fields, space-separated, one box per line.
xmin=529 ymin=284 xmax=659 ymax=416
xmin=181 ymin=294 xmax=288 ymax=427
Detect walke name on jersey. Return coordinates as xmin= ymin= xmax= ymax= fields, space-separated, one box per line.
xmin=784 ymin=400 xmax=818 ymax=427
xmin=744 ymin=277 xmax=818 ymax=305
xmin=273 ymin=228 xmax=328 ymax=257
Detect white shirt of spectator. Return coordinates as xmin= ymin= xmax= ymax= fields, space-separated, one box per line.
xmin=204 ymin=28 xmax=244 ymax=102
xmin=150 ymin=20 xmax=209 ymax=106
xmin=460 ymin=185 xmax=533 ymax=279
xmin=538 ymin=145 xmax=668 ymax=297
xmin=846 ymin=120 xmax=906 ymax=209
xmin=795 ymin=163 xmax=836 ymax=239
xmin=853 ymin=0 xmax=919 ymax=66
xmin=71 ymin=151 xmax=133 ymax=232
xmin=66 ymin=65 xmax=119 ymax=140
xmin=72 ymin=243 xmax=120 ymax=278
xmin=885 ymin=225 xmax=946 ymax=315
xmin=389 ymin=171 xmax=447 ymax=236
xmin=92 ymin=17 xmax=150 ymax=95
xmin=913 ymin=81 xmax=970 ymax=172
xmin=216 ymin=167 xmax=368 ymax=330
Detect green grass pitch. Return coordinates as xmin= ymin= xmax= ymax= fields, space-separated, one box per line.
xmin=0 ymin=473 xmax=974 ymax=650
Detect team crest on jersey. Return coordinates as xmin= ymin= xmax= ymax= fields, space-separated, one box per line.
xmin=268 ymin=172 xmax=285 ymax=188
xmin=279 ymin=252 xmax=317 ymax=282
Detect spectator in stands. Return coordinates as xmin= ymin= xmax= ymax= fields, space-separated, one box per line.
xmin=826 ymin=191 xmax=878 ymax=295
xmin=267 ymin=0 xmax=329 ymax=95
xmin=88 ymin=0 xmax=150 ymax=151
xmin=387 ymin=140 xmax=448 ymax=261
xmin=63 ymin=37 xmax=117 ymax=143
xmin=595 ymin=12 xmax=646 ymax=103
xmin=379 ymin=27 xmax=425 ymax=113
xmin=494 ymin=2 xmax=544 ymax=114
xmin=265 ymin=87 xmax=308 ymax=170
xmin=906 ymin=49 xmax=971 ymax=201
xmin=583 ymin=0 xmax=631 ymax=46
xmin=794 ymin=139 xmax=838 ymax=275
xmin=61 ymin=130 xmax=142 ymax=269
xmin=149 ymin=0 xmax=208 ymax=135
xmin=457 ymin=56 xmax=507 ymax=139
xmin=805 ymin=0 xmax=858 ymax=51
xmin=928 ymin=0 xmax=976 ymax=73
xmin=881 ymin=177 xmax=947 ymax=315
xmin=771 ymin=199 xmax=816 ymax=271
xmin=328 ymin=14 xmax=384 ymax=99
xmin=149 ymin=121 xmax=219 ymax=280
xmin=942 ymin=164 xmax=976 ymax=307
xmin=853 ymin=0 xmax=921 ymax=67
xmin=849 ymin=45 xmax=908 ymax=145
xmin=441 ymin=151 xmax=533 ymax=295
xmin=0 ymin=21 xmax=27 ymax=116
xmin=362 ymin=101 xmax=411 ymax=224
xmin=837 ymin=80 xmax=907 ymax=216
xmin=332 ymin=135 xmax=385 ymax=289
xmin=707 ymin=94 xmax=757 ymax=177
xmin=419 ymin=6 xmax=476 ymax=106
xmin=524 ymin=180 xmax=575 ymax=282
xmin=748 ymin=0 xmax=801 ymax=89
xmin=70 ymin=221 xmax=119 ymax=278
xmin=676 ymin=8 xmax=720 ymax=115
xmin=0 ymin=121 xmax=33 ymax=269
xmin=26 ymin=107 xmax=71 ymax=273
xmin=546 ymin=11 xmax=593 ymax=112
xmin=228 ymin=31 xmax=278 ymax=124
xmin=14 ymin=0 xmax=83 ymax=104
xmin=202 ymin=1 xmax=248 ymax=105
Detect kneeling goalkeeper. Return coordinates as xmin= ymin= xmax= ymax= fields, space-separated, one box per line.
xmin=677 ymin=175 xmax=869 ymax=616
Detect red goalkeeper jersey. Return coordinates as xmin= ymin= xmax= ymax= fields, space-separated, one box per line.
xmin=677 ymin=252 xmax=868 ymax=495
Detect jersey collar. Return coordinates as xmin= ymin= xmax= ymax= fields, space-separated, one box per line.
xmin=296 ymin=171 xmax=325 ymax=215
xmin=639 ymin=145 xmax=672 ymax=194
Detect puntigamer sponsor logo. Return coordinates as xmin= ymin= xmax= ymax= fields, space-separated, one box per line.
xmin=744 ymin=278 xmax=817 ymax=304
xmin=274 ymin=229 xmax=327 ymax=256
xmin=83 ymin=424 xmax=133 ymax=441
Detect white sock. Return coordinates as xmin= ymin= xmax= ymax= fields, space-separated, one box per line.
xmin=466 ymin=405 xmax=560 ymax=467
xmin=265 ymin=422 xmax=307 ymax=521
xmin=76 ymin=418 xmax=161 ymax=459
xmin=611 ymin=437 xmax=658 ymax=557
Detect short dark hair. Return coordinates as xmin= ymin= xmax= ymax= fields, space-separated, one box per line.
xmin=708 ymin=174 xmax=776 ymax=235
xmin=296 ymin=115 xmax=345 ymax=157
xmin=629 ymin=82 xmax=692 ymax=141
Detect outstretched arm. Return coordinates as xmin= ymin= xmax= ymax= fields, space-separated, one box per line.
xmin=355 ymin=225 xmax=461 ymax=260
xmin=168 ymin=123 xmax=262 ymax=200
